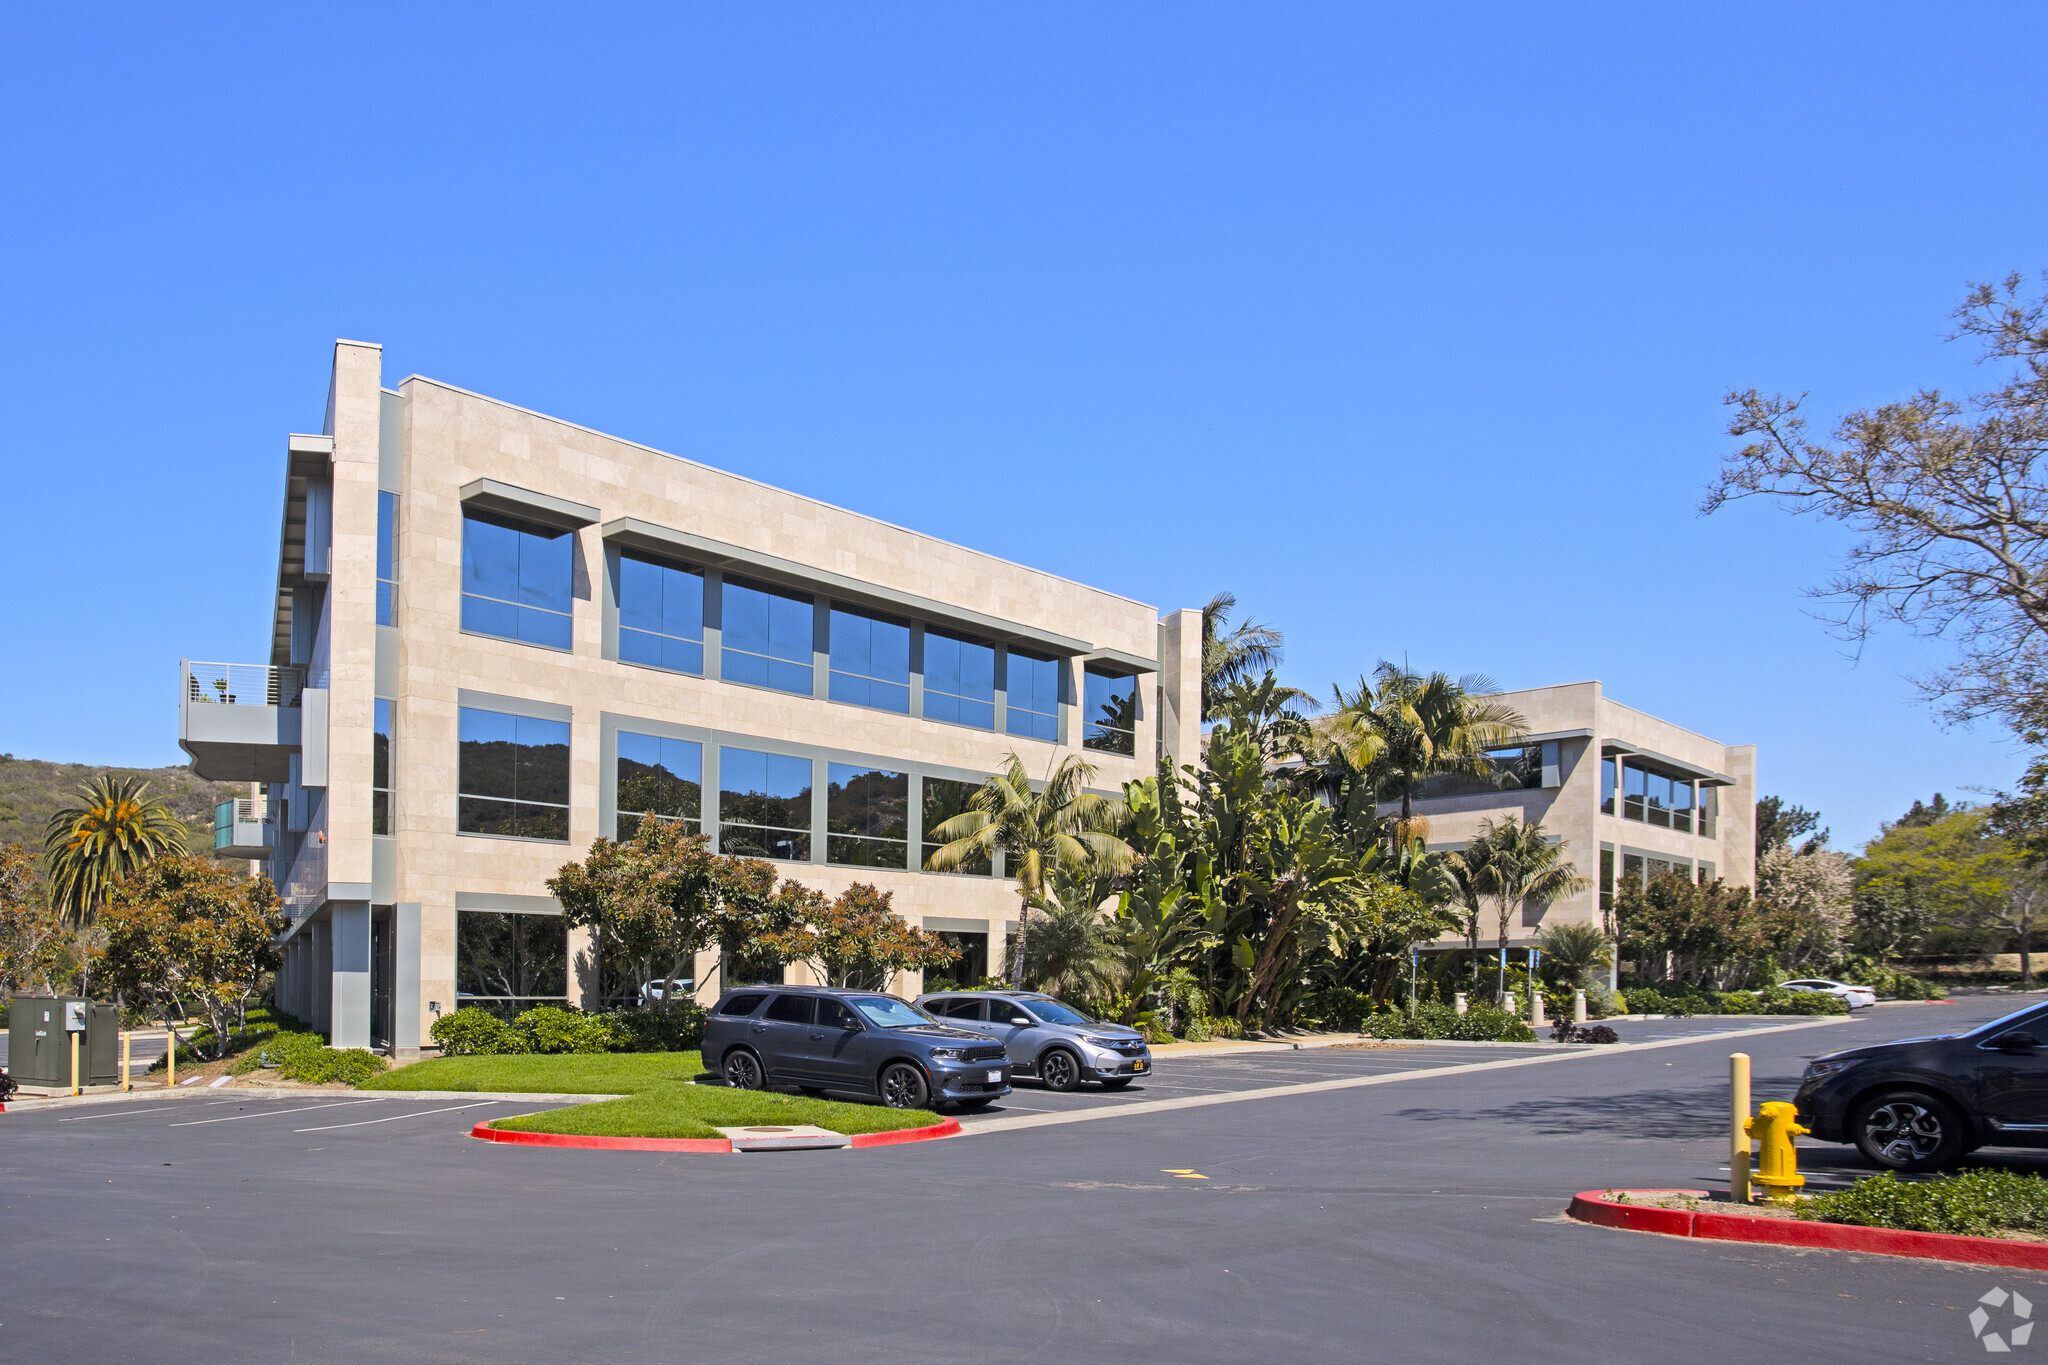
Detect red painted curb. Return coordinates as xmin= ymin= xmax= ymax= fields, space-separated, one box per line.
xmin=471 ymin=1123 xmax=732 ymax=1153
xmin=470 ymin=1116 xmax=963 ymax=1153
xmin=847 ymin=1118 xmax=962 ymax=1147
xmin=1569 ymin=1189 xmax=2048 ymax=1270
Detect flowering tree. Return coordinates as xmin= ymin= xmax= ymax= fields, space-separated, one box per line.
xmin=771 ymin=883 xmax=958 ymax=990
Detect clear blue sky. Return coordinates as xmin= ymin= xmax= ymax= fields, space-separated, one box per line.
xmin=2 ymin=5 xmax=2042 ymax=851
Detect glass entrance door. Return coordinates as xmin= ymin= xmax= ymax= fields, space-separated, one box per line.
xmin=370 ymin=909 xmax=394 ymax=1050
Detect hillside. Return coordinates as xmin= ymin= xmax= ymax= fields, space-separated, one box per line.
xmin=0 ymin=754 xmax=243 ymax=857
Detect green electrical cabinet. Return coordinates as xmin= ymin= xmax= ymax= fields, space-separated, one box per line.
xmin=7 ymin=997 xmax=120 ymax=1087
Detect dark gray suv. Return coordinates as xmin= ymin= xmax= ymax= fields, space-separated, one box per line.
xmin=913 ymin=990 xmax=1151 ymax=1091
xmin=702 ymin=986 xmax=1013 ymax=1111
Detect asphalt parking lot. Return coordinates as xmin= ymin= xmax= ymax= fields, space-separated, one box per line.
xmin=3 ymin=996 xmax=2040 ymax=1364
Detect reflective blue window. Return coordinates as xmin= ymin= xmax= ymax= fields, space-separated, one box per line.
xmin=828 ymin=609 xmax=911 ymax=714
xmin=825 ymin=763 xmax=908 ymax=868
xmin=376 ymin=492 xmax=398 ymax=628
xmin=1082 ymin=668 xmax=1137 ymax=755
xmin=721 ymin=579 xmax=814 ymax=695
xmin=461 ymin=511 xmax=573 ymax=650
xmin=616 ymin=731 xmax=702 ymax=842
xmin=617 ymin=553 xmax=704 ymax=675
xmin=923 ymin=631 xmax=995 ymax=730
xmin=458 ymin=707 xmax=571 ymax=841
xmin=718 ymin=747 xmax=813 ymax=860
xmin=1006 ymin=651 xmax=1061 ymax=743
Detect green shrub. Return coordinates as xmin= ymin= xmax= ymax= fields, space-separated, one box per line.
xmin=1210 ymin=1016 xmax=1244 ymax=1040
xmin=514 ymin=1005 xmax=624 ymax=1055
xmin=602 ymin=1005 xmax=706 ymax=1052
xmin=1361 ymin=1002 xmax=1537 ymax=1043
xmin=1181 ymin=1015 xmax=1215 ymax=1042
xmin=1761 ymin=989 xmax=1849 ymax=1016
xmin=1621 ymin=987 xmax=1693 ymax=1017
xmin=235 ymin=1030 xmax=386 ymax=1084
xmin=1799 ymin=1169 xmax=2048 ymax=1236
xmin=1715 ymin=991 xmax=1762 ymax=1013
xmin=432 ymin=1007 xmax=528 ymax=1056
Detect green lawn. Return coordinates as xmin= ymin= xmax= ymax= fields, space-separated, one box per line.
xmin=359 ymin=1051 xmax=940 ymax=1139
xmin=362 ymin=1052 xmax=710 ymax=1094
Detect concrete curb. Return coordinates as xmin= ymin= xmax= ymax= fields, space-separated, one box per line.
xmin=468 ymin=1116 xmax=962 ymax=1154
xmin=1567 ymin=1189 xmax=2048 ymax=1270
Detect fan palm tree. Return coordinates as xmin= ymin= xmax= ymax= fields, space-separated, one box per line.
xmin=1324 ymin=663 xmax=1526 ymax=838
xmin=44 ymin=775 xmax=187 ymax=928
xmin=1024 ymin=872 xmax=1128 ymax=1005
xmin=925 ymin=753 xmax=1135 ymax=985
xmin=1201 ymin=592 xmax=1286 ymax=720
xmin=1463 ymin=816 xmax=1592 ymax=999
xmin=1533 ymin=922 xmax=1614 ymax=988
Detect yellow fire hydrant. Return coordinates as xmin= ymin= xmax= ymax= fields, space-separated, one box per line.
xmin=1743 ymin=1101 xmax=1809 ymax=1199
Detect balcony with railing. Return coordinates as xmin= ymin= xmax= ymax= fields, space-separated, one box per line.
xmin=214 ymin=797 xmax=275 ymax=859
xmin=179 ymin=661 xmax=306 ymax=783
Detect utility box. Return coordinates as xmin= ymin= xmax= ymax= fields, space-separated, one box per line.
xmin=7 ymin=997 xmax=120 ymax=1087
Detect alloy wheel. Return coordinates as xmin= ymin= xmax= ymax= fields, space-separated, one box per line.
xmin=880 ymin=1063 xmax=929 ymax=1109
xmin=1040 ymin=1050 xmax=1078 ymax=1091
xmin=1862 ymin=1100 xmax=1945 ymax=1163
xmin=724 ymin=1051 xmax=763 ymax=1090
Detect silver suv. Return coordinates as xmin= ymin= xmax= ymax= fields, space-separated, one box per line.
xmin=913 ymin=990 xmax=1151 ymax=1091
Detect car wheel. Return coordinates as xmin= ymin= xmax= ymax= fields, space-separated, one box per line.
xmin=1039 ymin=1049 xmax=1081 ymax=1092
xmin=879 ymin=1062 xmax=930 ymax=1109
xmin=1853 ymin=1090 xmax=1967 ymax=1171
xmin=1099 ymin=1078 xmax=1133 ymax=1091
xmin=723 ymin=1049 xmax=765 ymax=1090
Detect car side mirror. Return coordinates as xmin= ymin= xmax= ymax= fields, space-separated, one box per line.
xmin=1998 ymin=1032 xmax=2040 ymax=1052
xmin=1008 ymin=1016 xmax=1033 ymax=1027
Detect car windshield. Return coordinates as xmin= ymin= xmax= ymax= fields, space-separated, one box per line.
xmin=1019 ymin=998 xmax=1094 ymax=1026
xmin=849 ymin=996 xmax=930 ymax=1029
xmin=1964 ymin=1001 xmax=2048 ymax=1038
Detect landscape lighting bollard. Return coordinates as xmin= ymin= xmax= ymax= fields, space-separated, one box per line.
xmin=1503 ymin=991 xmax=1516 ymax=1017
xmin=1573 ymin=990 xmax=1588 ymax=1024
xmin=1730 ymin=1052 xmax=1752 ymax=1203
xmin=1454 ymin=992 xmax=1467 ymax=1015
xmin=70 ymin=1031 xmax=80 ymax=1097
xmin=166 ymin=1028 xmax=175 ymax=1089
xmin=121 ymin=1032 xmax=131 ymax=1092
xmin=1530 ymin=992 xmax=1545 ymax=1028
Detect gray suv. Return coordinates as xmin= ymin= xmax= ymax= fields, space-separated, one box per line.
xmin=913 ymin=990 xmax=1151 ymax=1091
xmin=702 ymin=986 xmax=1012 ymax=1111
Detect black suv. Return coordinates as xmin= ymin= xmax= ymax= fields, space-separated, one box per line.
xmin=700 ymin=986 xmax=1012 ymax=1111
xmin=1795 ymin=999 xmax=2048 ymax=1171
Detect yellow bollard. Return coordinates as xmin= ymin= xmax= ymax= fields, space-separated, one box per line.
xmin=166 ymin=1027 xmax=176 ymax=1089
xmin=1730 ymin=1052 xmax=1752 ymax=1203
xmin=1744 ymin=1101 xmax=1810 ymax=1200
xmin=70 ymin=1031 xmax=80 ymax=1097
xmin=122 ymin=1032 xmax=132 ymax=1092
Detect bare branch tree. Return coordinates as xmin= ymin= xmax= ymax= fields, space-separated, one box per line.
xmin=1703 ymin=272 xmax=2048 ymax=728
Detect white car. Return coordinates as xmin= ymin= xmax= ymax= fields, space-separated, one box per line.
xmin=639 ymin=978 xmax=694 ymax=1004
xmin=1778 ymin=978 xmax=1877 ymax=1009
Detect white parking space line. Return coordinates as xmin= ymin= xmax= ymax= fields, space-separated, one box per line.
xmin=169 ymin=1099 xmax=386 ymax=1127
xmin=295 ymin=1101 xmax=501 ymax=1132
xmin=59 ymin=1100 xmax=248 ymax=1122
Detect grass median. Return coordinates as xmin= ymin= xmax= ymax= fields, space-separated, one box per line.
xmin=358 ymin=1052 xmax=942 ymax=1140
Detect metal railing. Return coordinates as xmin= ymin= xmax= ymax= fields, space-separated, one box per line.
xmin=182 ymin=661 xmax=305 ymax=708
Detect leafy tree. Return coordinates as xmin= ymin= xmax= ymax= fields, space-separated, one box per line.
xmin=925 ymin=753 xmax=1134 ymax=985
xmin=1755 ymin=844 xmax=1855 ymax=969
xmin=1851 ymin=883 xmax=1932 ymax=965
xmin=1023 ymin=873 xmax=1127 ymax=1005
xmin=1756 ymin=795 xmax=1827 ymax=856
xmin=43 ymin=774 xmax=186 ymax=928
xmin=1324 ymin=663 xmax=1525 ymax=836
xmin=1200 ymin=591 xmax=1286 ymax=720
xmin=775 ymin=883 xmax=958 ymax=989
xmin=1458 ymin=816 xmax=1591 ymax=999
xmin=99 ymin=853 xmax=286 ymax=1056
xmin=1858 ymin=807 xmax=2045 ymax=982
xmin=1617 ymin=873 xmax=1766 ymax=989
xmin=0 ymin=842 xmax=71 ymax=996
xmin=548 ymin=816 xmax=719 ymax=1011
xmin=1896 ymin=794 xmax=1958 ymax=829
xmin=1704 ymin=272 xmax=2048 ymax=730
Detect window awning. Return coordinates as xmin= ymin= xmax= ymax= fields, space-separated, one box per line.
xmin=1602 ymin=740 xmax=1735 ymax=786
xmin=460 ymin=478 xmax=601 ymax=532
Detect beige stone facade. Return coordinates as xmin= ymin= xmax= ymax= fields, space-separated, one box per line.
xmin=206 ymin=341 xmax=1199 ymax=1054
xmin=1389 ymin=681 xmax=1756 ymax=951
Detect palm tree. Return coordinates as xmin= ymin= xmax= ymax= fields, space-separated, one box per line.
xmin=1201 ymin=592 xmax=1286 ymax=720
xmin=1533 ymin=922 xmax=1613 ymax=990
xmin=1463 ymin=816 xmax=1592 ymax=999
xmin=1324 ymin=663 xmax=1526 ymax=838
xmin=925 ymin=753 xmax=1135 ymax=985
xmin=44 ymin=775 xmax=187 ymax=928
xmin=1024 ymin=873 xmax=1128 ymax=1004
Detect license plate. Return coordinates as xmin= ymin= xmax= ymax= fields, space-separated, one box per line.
xmin=985 ymin=1070 xmax=1003 ymax=1083
xmin=1133 ymin=1060 xmax=1147 ymax=1071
